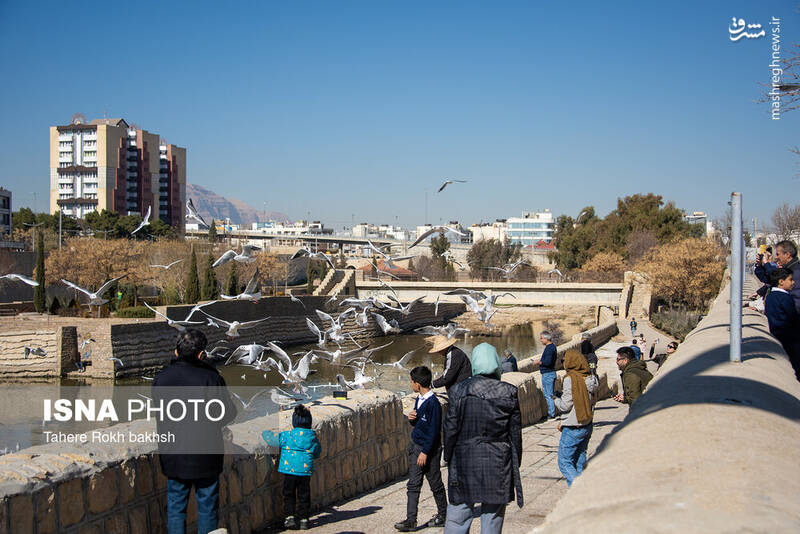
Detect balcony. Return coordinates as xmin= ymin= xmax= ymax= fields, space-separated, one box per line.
xmin=58 ymin=133 xmax=73 ymax=141
xmin=59 ymin=155 xmax=73 ymax=163
xmin=127 ymin=129 xmax=136 ymax=138
xmin=126 ymin=166 xmax=138 ymax=173
xmin=127 ymin=140 xmax=137 ymax=147
xmin=126 ymin=156 xmax=138 ymax=163
xmin=83 ymin=132 xmax=97 ymax=140
xmin=159 ymin=187 xmax=169 ymax=193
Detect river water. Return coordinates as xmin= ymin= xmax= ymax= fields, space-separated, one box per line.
xmin=0 ymin=330 xmax=548 ymax=451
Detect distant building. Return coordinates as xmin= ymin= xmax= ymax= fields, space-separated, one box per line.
xmin=0 ymin=188 xmax=10 ymax=236
xmin=352 ymin=222 xmax=410 ymax=241
xmin=470 ymin=220 xmax=508 ymax=242
xmin=506 ymin=210 xmax=555 ymax=246
xmin=684 ymin=211 xmax=711 ymax=235
xmin=49 ymin=116 xmax=185 ymax=233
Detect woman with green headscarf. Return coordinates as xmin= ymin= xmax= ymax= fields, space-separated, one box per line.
xmin=554 ymin=349 xmax=599 ymax=487
xmin=442 ymin=343 xmax=523 ymax=534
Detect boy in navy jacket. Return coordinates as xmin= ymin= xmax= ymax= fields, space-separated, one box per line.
xmin=765 ymin=268 xmax=800 ymax=381
xmin=395 ymin=366 xmax=447 ymax=532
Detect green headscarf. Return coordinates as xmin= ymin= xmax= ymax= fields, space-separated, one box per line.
xmin=471 ymin=343 xmax=502 ymax=379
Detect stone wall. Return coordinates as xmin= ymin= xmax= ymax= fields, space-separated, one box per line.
xmin=0 ymin=390 xmax=408 ymax=534
xmin=618 ymin=271 xmax=654 ymax=319
xmin=105 ymin=297 xmax=465 ymax=379
xmin=516 ymin=319 xmax=618 ymax=374
xmin=534 ymin=275 xmax=800 ymax=533
xmin=0 ymin=326 xmax=78 ymax=378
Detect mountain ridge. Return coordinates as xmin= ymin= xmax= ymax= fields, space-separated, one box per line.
xmin=186 ymin=183 xmax=291 ymax=226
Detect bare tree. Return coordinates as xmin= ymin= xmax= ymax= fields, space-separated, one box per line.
xmin=772 ymin=203 xmax=800 ymax=240
xmin=626 ymin=230 xmax=658 ymax=264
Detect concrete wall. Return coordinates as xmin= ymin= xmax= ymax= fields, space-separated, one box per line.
xmin=517 ymin=319 xmax=618 ymax=373
xmin=0 ymin=326 xmax=78 ymax=378
xmin=534 ymin=277 xmax=800 ymax=532
xmin=357 ymin=280 xmax=623 ymax=307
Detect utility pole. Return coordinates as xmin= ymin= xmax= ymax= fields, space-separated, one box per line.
xmin=730 ymin=192 xmax=743 ymax=363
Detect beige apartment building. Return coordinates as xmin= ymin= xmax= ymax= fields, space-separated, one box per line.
xmin=49 ymin=116 xmax=185 ymax=234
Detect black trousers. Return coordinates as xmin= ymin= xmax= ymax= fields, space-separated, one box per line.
xmin=283 ymin=474 xmax=311 ymax=519
xmin=406 ymin=443 xmax=447 ymax=522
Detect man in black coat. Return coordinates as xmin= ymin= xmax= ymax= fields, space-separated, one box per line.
xmin=152 ymin=329 xmax=238 ymax=534
xmin=443 ymin=343 xmax=523 ymax=533
xmin=429 ymin=336 xmax=472 ymax=394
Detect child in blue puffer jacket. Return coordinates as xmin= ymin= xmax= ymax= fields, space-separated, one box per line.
xmin=262 ymin=404 xmax=321 ymax=530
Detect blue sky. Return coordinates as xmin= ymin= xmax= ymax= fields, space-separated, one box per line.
xmin=0 ymin=1 xmax=797 ymax=230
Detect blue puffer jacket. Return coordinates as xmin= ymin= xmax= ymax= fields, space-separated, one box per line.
xmin=262 ymin=428 xmax=321 ymax=476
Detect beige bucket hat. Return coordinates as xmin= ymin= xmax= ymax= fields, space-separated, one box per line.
xmin=426 ymin=335 xmax=458 ymax=354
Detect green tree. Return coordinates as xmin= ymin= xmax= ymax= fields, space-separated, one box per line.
xmin=149 ymin=218 xmax=175 ymax=238
xmin=201 ymin=253 xmax=219 ymax=300
xmin=430 ymin=230 xmax=451 ymax=271
xmin=208 ymin=219 xmax=217 ymax=242
xmin=11 ymin=207 xmax=37 ymax=232
xmin=85 ymin=209 xmax=120 ymax=239
xmin=33 ymin=230 xmax=45 ymax=312
xmin=407 ymin=257 xmax=415 ymax=272
xmin=184 ymin=249 xmax=200 ymax=304
xmin=226 ymin=262 xmax=239 ymax=296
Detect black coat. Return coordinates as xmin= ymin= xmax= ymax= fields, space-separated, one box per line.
xmin=152 ymin=358 xmax=238 ymax=480
xmin=432 ymin=346 xmax=472 ymax=392
xmin=443 ymin=375 xmax=523 ymax=507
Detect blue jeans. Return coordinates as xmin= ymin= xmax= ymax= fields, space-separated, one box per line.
xmin=558 ymin=425 xmax=593 ymax=487
xmin=167 ymin=477 xmax=219 ymax=534
xmin=541 ymin=371 xmax=556 ymax=418
xmin=444 ymin=502 xmax=506 ymax=534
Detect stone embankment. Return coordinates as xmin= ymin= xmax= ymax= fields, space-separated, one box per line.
xmin=0 ymin=351 xmax=621 ymax=533
xmin=533 ymin=275 xmax=800 ymax=533
xmin=0 ymin=326 xmax=78 ymax=378
xmin=0 ymin=297 xmax=465 ymax=380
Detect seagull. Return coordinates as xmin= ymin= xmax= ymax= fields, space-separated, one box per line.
xmin=271 ymin=388 xmax=303 ymax=409
xmin=289 ymin=293 xmax=306 ymax=309
xmin=366 ymin=240 xmax=416 ymax=268
xmin=371 ymin=312 xmax=401 ymax=334
xmin=143 ymin=302 xmax=205 ymax=332
xmin=414 ymin=323 xmax=470 ymax=339
xmin=409 ymin=226 xmax=467 ymax=249
xmin=186 ymin=198 xmax=209 ymax=227
xmin=183 ymin=301 xmax=216 ymax=322
xmin=106 ymin=357 xmax=124 ymax=367
xmin=0 ymin=274 xmax=38 ymax=286
xmin=201 ymin=311 xmax=271 ymax=338
xmin=375 ymin=267 xmax=401 ymax=280
xmin=315 ymin=308 xmax=356 ymax=343
xmin=79 ymin=337 xmax=95 ymax=352
xmin=23 ymin=346 xmax=47 ymax=358
xmin=380 ymin=350 xmax=416 ymax=370
xmin=61 ymin=276 xmax=126 ymax=306
xmin=150 ymin=259 xmax=184 ymax=270
xmin=131 ymin=206 xmax=151 ymax=235
xmin=384 ymin=295 xmax=424 ymax=316
xmin=488 ymin=259 xmax=529 ymax=277
xmin=226 ymin=343 xmax=268 ymax=365
xmin=548 ymin=268 xmax=564 ymax=278
xmin=306 ymin=317 xmax=328 ymax=347
xmin=220 ymin=269 xmax=261 ymax=301
xmin=265 ymin=342 xmax=315 ymax=387
xmin=291 ymin=247 xmax=335 ymax=269
xmin=441 ymin=251 xmax=466 ymax=270
xmin=212 ymin=245 xmax=261 ymax=268
xmin=313 ymin=344 xmax=368 ymax=367
xmin=434 ymin=294 xmax=441 ymax=316
xmin=437 ymin=179 xmax=467 ymax=193
xmin=442 ymin=288 xmax=487 ymax=300
xmin=231 ymin=390 xmax=269 ymax=412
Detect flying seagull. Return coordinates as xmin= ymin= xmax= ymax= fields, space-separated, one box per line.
xmin=201 ymin=311 xmax=271 ymax=338
xmin=150 ymin=259 xmax=184 ymax=270
xmin=409 ymin=225 xmax=467 ymax=249
xmin=0 ymin=274 xmax=39 ymax=286
xmin=212 ymin=245 xmax=261 ymax=268
xmin=186 ymin=198 xmax=209 ymax=227
xmin=437 ymin=179 xmax=467 ymax=193
xmin=61 ymin=276 xmax=126 ymax=306
xmin=131 ymin=206 xmax=151 ymax=235
xmin=23 ymin=346 xmax=47 ymax=358
xmin=220 ymin=268 xmax=261 ymax=301
xmin=143 ymin=302 xmax=205 ymax=332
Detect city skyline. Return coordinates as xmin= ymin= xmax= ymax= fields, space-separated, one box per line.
xmin=0 ymin=1 xmax=797 ymax=229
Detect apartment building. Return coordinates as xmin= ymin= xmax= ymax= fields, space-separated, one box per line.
xmin=0 ymin=188 xmax=11 ymax=236
xmin=49 ymin=116 xmax=185 ymax=233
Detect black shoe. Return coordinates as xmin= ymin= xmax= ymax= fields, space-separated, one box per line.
xmin=284 ymin=516 xmax=297 ymax=529
xmin=394 ymin=519 xmax=416 ymax=531
xmin=427 ymin=513 xmax=446 ymax=527
xmin=299 ymin=518 xmax=309 ymax=530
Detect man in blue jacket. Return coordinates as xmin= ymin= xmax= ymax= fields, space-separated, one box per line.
xmin=775 ymin=240 xmax=800 ymax=314
xmin=533 ymin=331 xmax=558 ymax=419
xmin=395 ymin=366 xmax=447 ymax=532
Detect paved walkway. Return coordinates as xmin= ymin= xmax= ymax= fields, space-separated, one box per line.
xmin=257 ymin=398 xmax=628 ymax=534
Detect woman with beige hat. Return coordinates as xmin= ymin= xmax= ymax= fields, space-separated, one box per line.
xmin=428 ymin=335 xmax=472 ymax=394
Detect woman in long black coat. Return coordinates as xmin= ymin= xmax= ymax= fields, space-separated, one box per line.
xmin=443 ymin=343 xmax=523 ymax=533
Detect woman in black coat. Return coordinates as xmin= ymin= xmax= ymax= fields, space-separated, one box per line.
xmin=443 ymin=343 xmax=523 ymax=533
